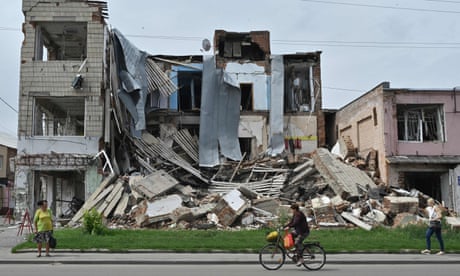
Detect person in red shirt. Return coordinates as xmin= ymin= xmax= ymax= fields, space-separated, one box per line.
xmin=284 ymin=203 xmax=310 ymax=266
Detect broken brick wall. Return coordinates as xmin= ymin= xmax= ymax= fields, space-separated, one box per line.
xmin=334 ymin=83 xmax=387 ymax=183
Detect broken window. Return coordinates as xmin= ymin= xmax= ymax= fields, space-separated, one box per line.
xmin=397 ymin=104 xmax=445 ymax=142
xmin=34 ymin=22 xmax=87 ymax=61
xmin=217 ymin=36 xmax=266 ymax=60
xmin=284 ymin=60 xmax=312 ymax=112
xmin=240 ymin=83 xmax=254 ymax=111
xmin=177 ymin=71 xmax=202 ymax=111
xmin=33 ymin=97 xmax=85 ymax=136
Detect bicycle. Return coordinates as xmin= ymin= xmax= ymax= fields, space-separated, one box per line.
xmin=259 ymin=227 xmax=326 ymax=271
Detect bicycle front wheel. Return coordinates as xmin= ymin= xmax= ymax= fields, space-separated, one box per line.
xmin=259 ymin=243 xmax=285 ymax=270
xmin=302 ymin=244 xmax=326 ymax=270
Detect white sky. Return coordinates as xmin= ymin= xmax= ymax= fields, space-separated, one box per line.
xmin=1 ymin=0 xmax=460 ymax=138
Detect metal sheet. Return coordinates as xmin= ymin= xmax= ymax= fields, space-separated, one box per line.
xmin=269 ymin=55 xmax=285 ymax=155
xmin=199 ymin=55 xmax=220 ymax=167
xmin=112 ymin=29 xmax=148 ymax=132
xmin=218 ymin=71 xmax=242 ymax=161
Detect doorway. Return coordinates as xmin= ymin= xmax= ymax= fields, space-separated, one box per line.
xmin=33 ymin=170 xmax=85 ymax=217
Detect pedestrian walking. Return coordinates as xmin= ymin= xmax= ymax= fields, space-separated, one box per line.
xmin=33 ymin=200 xmax=54 ymax=257
xmin=421 ymin=198 xmax=445 ymax=255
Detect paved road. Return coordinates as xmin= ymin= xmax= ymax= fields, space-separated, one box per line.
xmin=2 ymin=264 xmax=460 ymax=276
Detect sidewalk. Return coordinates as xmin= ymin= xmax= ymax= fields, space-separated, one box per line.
xmin=1 ymin=222 xmax=459 ymax=265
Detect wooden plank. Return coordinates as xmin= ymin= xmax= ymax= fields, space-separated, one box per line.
xmin=290 ymin=167 xmax=317 ymax=184
xmin=99 ymin=180 xmax=125 ymax=215
xmin=293 ymin=159 xmax=314 ymax=173
xmin=92 ymin=185 xmax=115 ymax=205
xmin=70 ymin=173 xmax=117 ymax=224
xmin=113 ymin=193 xmax=130 ymax=217
xmin=103 ymin=188 xmax=124 ymax=218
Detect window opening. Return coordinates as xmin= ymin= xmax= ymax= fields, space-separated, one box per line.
xmin=284 ymin=62 xmax=311 ymax=112
xmin=177 ymin=71 xmax=202 ymax=111
xmin=397 ymin=104 xmax=444 ymax=142
xmin=33 ymin=97 xmax=85 ymax=136
xmin=34 ymin=22 xmax=87 ymax=61
xmin=240 ymin=83 xmax=253 ymax=111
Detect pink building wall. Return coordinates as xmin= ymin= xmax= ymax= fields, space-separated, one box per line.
xmin=384 ymin=90 xmax=460 ymax=157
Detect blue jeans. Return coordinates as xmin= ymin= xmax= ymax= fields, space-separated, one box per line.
xmin=426 ymin=226 xmax=444 ymax=251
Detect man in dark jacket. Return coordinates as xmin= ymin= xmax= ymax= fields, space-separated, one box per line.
xmin=284 ymin=203 xmax=310 ymax=266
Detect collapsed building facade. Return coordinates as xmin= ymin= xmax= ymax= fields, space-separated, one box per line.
xmin=14 ymin=0 xmax=325 ymax=218
xmin=333 ymin=82 xmax=460 ymax=214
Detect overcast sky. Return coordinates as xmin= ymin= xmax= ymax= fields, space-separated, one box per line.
xmin=1 ymin=0 xmax=460 ymax=138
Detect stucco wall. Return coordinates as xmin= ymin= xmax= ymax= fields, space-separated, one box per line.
xmin=384 ymin=90 xmax=460 ymax=156
xmin=225 ymin=62 xmax=269 ymax=111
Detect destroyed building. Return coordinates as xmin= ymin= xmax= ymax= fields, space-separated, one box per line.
xmin=0 ymin=132 xmax=17 ymax=215
xmin=14 ymin=0 xmax=325 ymax=220
xmin=332 ymin=82 xmax=460 ymax=214
xmin=14 ymin=0 xmax=109 ymax=217
xmin=15 ymin=1 xmax=460 ymax=231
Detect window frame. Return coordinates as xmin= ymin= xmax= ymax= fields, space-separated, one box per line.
xmin=397 ymin=104 xmax=445 ymax=142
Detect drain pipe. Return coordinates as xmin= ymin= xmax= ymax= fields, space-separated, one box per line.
xmin=454 ymin=86 xmax=460 ymax=113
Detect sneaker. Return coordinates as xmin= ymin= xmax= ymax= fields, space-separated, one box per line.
xmin=436 ymin=251 xmax=445 ymax=255
xmin=296 ymin=257 xmax=304 ymax=267
xmin=421 ymin=249 xmax=431 ymax=254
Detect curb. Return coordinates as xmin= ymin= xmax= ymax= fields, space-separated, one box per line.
xmin=0 ymin=259 xmax=459 ymax=265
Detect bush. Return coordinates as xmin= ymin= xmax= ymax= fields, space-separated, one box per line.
xmin=82 ymin=208 xmax=107 ymax=235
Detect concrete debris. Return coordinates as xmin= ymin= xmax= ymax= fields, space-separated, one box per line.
xmin=213 ymin=189 xmax=249 ymax=227
xmin=129 ymin=170 xmax=179 ymax=200
xmin=341 ymin=211 xmax=373 ymax=231
xmin=445 ymin=217 xmax=460 ymax=230
xmin=312 ymin=148 xmax=377 ymax=200
xmin=382 ymin=196 xmax=419 ymax=214
xmin=67 ymin=133 xmax=457 ymax=231
xmin=392 ymin=212 xmax=419 ymax=228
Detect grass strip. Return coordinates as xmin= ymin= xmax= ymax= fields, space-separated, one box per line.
xmin=13 ymin=225 xmax=460 ymax=253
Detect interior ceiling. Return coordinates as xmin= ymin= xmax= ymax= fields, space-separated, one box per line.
xmin=40 ymin=22 xmax=87 ymax=59
xmin=36 ymin=97 xmax=85 ymax=118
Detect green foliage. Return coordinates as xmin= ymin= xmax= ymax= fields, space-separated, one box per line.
xmin=82 ymin=208 xmax=107 ymax=235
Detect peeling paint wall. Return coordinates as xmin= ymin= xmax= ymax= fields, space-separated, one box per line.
xmin=239 ymin=115 xmax=268 ymax=157
xmin=225 ymin=62 xmax=269 ymax=111
xmin=284 ymin=115 xmax=318 ymax=154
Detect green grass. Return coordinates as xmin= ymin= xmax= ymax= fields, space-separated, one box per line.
xmin=13 ymin=225 xmax=460 ymax=253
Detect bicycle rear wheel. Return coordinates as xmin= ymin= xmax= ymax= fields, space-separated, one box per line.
xmin=302 ymin=244 xmax=326 ymax=270
xmin=259 ymin=243 xmax=285 ymax=270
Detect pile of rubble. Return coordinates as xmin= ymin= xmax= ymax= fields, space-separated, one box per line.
xmin=68 ymin=134 xmax=460 ymax=231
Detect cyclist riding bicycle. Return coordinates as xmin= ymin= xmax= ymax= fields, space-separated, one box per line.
xmin=284 ymin=203 xmax=310 ymax=266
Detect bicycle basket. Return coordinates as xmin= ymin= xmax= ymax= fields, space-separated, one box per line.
xmin=266 ymin=231 xmax=279 ymax=242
